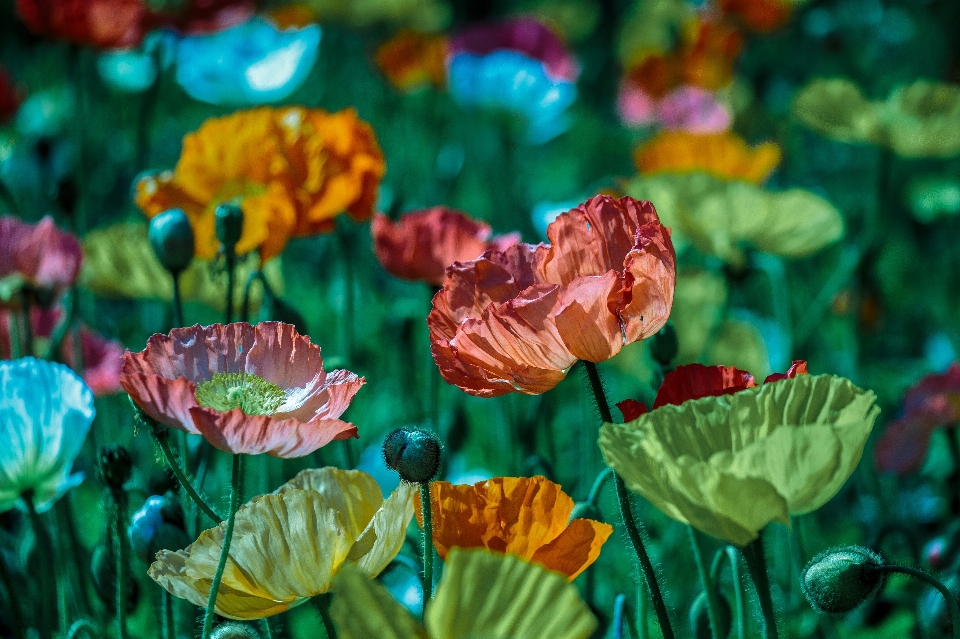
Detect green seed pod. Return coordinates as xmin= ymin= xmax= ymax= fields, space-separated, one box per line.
xmin=215 ymin=203 xmax=244 ymax=250
xmin=801 ymin=545 xmax=886 ymax=614
xmin=210 ymin=622 xmax=261 ymax=639
xmin=383 ymin=427 xmax=442 ymax=484
xmin=148 ymin=208 xmax=195 ymax=273
xmin=97 ymin=446 xmax=133 ymax=491
xmin=649 ymin=322 xmax=678 ymax=366
xmin=689 ymin=590 xmax=732 ymax=639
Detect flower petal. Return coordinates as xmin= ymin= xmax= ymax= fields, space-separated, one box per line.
xmin=277 ymin=468 xmax=382 ymax=539
xmin=553 ymin=271 xmax=625 ymax=363
xmin=189 ymin=407 xmax=357 ymax=457
xmin=330 ymin=563 xmax=427 ymax=639
xmin=351 ymin=482 xmax=416 ymax=577
xmin=619 ymin=220 xmax=677 ymax=344
xmin=653 ymin=363 xmax=756 ymax=409
xmin=530 ymin=518 xmax=613 ymax=580
xmin=763 ymin=360 xmax=809 ymax=384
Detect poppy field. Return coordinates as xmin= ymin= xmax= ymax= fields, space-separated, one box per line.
xmin=1 ymin=0 xmax=960 ymax=638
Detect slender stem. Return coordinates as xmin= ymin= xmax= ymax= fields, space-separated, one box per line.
xmin=637 ymin=578 xmax=649 ymax=639
xmin=7 ymin=312 xmax=21 ymax=359
xmin=24 ymin=494 xmax=55 ymax=639
xmin=201 ymin=454 xmax=244 ymax=639
xmin=240 ymin=270 xmax=270 ymax=323
xmin=715 ymin=546 xmax=747 ymax=639
xmin=688 ymin=526 xmax=721 ymax=639
xmin=162 ymin=590 xmax=175 ymax=639
xmin=0 ymin=545 xmax=26 ymax=639
xmin=114 ymin=493 xmax=129 ymax=639
xmin=583 ymin=361 xmax=675 ymax=639
xmin=613 ymin=593 xmax=628 ymax=639
xmin=224 ymin=251 xmax=236 ymax=324
xmin=64 ymin=620 xmax=98 ymax=639
xmin=742 ymin=536 xmax=779 ymax=639
xmin=420 ymin=482 xmax=434 ymax=601
xmin=873 ymin=564 xmax=960 ymax=639
xmin=311 ymin=594 xmax=337 ymax=639
xmin=55 ymin=498 xmax=92 ymax=616
xmin=260 ymin=618 xmax=275 ymax=639
xmin=171 ymin=271 xmax=184 ymax=328
xmin=587 ymin=467 xmax=614 ymax=506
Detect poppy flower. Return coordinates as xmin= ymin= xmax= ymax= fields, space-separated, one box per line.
xmin=0 ymin=358 xmax=95 ymax=513
xmin=0 ymin=306 xmax=124 ymax=396
xmin=0 ymin=68 xmax=20 ymax=123
xmin=331 ymin=548 xmax=597 ymax=639
xmin=883 ymin=81 xmax=960 ymax=159
xmin=0 ymin=216 xmax=83 ymax=307
xmin=135 ymin=106 xmax=385 ymax=263
xmin=618 ymin=85 xmax=731 ymax=133
xmin=601 ymin=374 xmax=879 ymax=546
xmin=719 ymin=0 xmax=792 ymax=32
xmin=874 ymin=364 xmax=960 ymax=475
xmin=634 ymin=131 xmax=781 ymax=184
xmin=15 ymin=0 xmax=146 ymax=48
xmin=375 ymin=31 xmax=448 ymax=90
xmin=429 ymin=195 xmax=676 ymax=397
xmin=120 ymin=322 xmax=363 ymax=457
xmin=791 ymin=78 xmax=882 ymax=146
xmin=150 ymin=468 xmax=414 ymax=619
xmin=449 ymin=17 xmax=579 ymax=82
xmin=415 ymin=476 xmax=612 ymax=580
xmin=145 ymin=0 xmax=254 ymax=35
xmin=371 ymin=208 xmax=520 ymax=286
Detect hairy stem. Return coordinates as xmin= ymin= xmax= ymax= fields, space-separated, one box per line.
xmin=201 ymin=454 xmax=243 ymax=639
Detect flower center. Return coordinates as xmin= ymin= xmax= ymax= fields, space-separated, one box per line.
xmin=194 ymin=372 xmax=286 ymax=416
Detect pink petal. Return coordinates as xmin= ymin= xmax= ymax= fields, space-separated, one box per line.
xmin=619 ymin=221 xmax=677 ymax=344
xmin=131 ymin=324 xmax=256 ymax=383
xmin=0 ymin=216 xmax=82 ymax=293
xmin=274 ymin=369 xmax=365 ymax=423
xmin=554 ymin=271 xmax=625 ymax=363
xmin=119 ymin=372 xmax=201 ymax=434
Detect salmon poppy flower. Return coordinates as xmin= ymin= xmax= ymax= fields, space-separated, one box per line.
xmin=415 ymin=476 xmax=612 ymax=580
xmin=0 ymin=216 xmax=83 ymax=307
xmin=371 ymin=207 xmax=520 ymax=286
xmin=120 ymin=322 xmax=363 ymax=457
xmin=875 ymin=364 xmax=960 ymax=475
xmin=135 ymin=107 xmax=385 ymax=263
xmin=429 ymin=195 xmax=676 ymax=397
xmin=634 ymin=131 xmax=781 ymax=184
xmin=16 ymin=0 xmax=146 ymax=48
xmin=375 ymin=31 xmax=449 ymax=90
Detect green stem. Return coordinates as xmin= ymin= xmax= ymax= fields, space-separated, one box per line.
xmin=583 ymin=361 xmax=675 ymax=639
xmin=587 ymin=467 xmax=614 ymax=506
xmin=637 ymin=578 xmax=649 ymax=639
xmin=7 ymin=312 xmax=21 ymax=359
xmin=240 ymin=269 xmax=271 ymax=323
xmin=420 ymin=482 xmax=434 ymax=601
xmin=55 ymin=498 xmax=92 ymax=616
xmin=311 ymin=593 xmax=337 ymax=639
xmin=162 ymin=590 xmax=175 ymax=639
xmin=20 ymin=291 xmax=33 ymax=357
xmin=171 ymin=271 xmax=184 ymax=328
xmin=260 ymin=618 xmax=275 ymax=639
xmin=723 ymin=546 xmax=746 ymax=639
xmin=114 ymin=492 xmax=129 ymax=639
xmin=742 ymin=536 xmax=779 ymax=639
xmin=24 ymin=494 xmax=55 ymax=639
xmin=688 ymin=526 xmax=721 ymax=639
xmin=0 ymin=545 xmax=26 ymax=639
xmin=64 ymin=620 xmax=98 ymax=639
xmin=201 ymin=454 xmax=244 ymax=639
xmin=225 ymin=251 xmax=236 ymax=324
xmin=873 ymin=564 xmax=960 ymax=639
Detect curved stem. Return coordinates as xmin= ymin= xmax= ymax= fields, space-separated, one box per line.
xmin=0 ymin=544 xmax=26 ymax=639
xmin=742 ymin=535 xmax=779 ymax=639
xmin=583 ymin=361 xmax=674 ymax=639
xmin=171 ymin=271 xmax=184 ymax=329
xmin=64 ymin=620 xmax=99 ymax=639
xmin=240 ymin=270 xmax=271 ymax=323
xmin=24 ymin=494 xmax=55 ymax=639
xmin=587 ymin=467 xmax=614 ymax=506
xmin=114 ymin=492 xmax=129 ymax=639
xmin=723 ymin=546 xmax=746 ymax=639
xmin=420 ymin=482 xmax=435 ymax=601
xmin=874 ymin=564 xmax=960 ymax=639
xmin=201 ymin=454 xmax=243 ymax=639
xmin=260 ymin=618 xmax=275 ymax=639
xmin=312 ymin=593 xmax=337 ymax=639
xmin=688 ymin=526 xmax=721 ymax=639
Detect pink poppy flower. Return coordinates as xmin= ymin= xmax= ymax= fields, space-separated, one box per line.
xmin=656 ymin=86 xmax=731 ymax=133
xmin=119 ymin=322 xmax=364 ymax=457
xmin=875 ymin=364 xmax=960 ymax=475
xmin=617 ymin=81 xmax=658 ymax=127
xmin=371 ymin=207 xmax=520 ymax=287
xmin=429 ymin=195 xmax=676 ymax=397
xmin=449 ymin=17 xmax=579 ymax=82
xmin=0 ymin=216 xmax=83 ymax=306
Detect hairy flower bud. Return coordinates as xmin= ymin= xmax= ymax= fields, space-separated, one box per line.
xmin=210 ymin=623 xmax=261 ymax=639
xmin=801 ymin=546 xmax=886 ymax=614
xmin=383 ymin=427 xmax=442 ymax=484
xmin=689 ymin=590 xmax=732 ymax=639
xmin=97 ymin=446 xmax=133 ymax=491
xmin=148 ymin=208 xmax=194 ymax=273
xmin=215 ymin=203 xmax=244 ymax=250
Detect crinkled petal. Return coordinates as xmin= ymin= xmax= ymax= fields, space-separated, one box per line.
xmin=331 ymin=563 xmax=427 ymax=639
xmin=351 ymin=482 xmax=415 ymax=577
xmin=189 ymin=407 xmax=357 ymax=457
xmin=553 ymin=271 xmax=625 ymax=363
xmin=653 ymin=363 xmax=756 ymax=409
xmin=276 ymin=468 xmax=382 ymax=539
xmin=530 ymin=518 xmax=613 ymax=580
xmin=620 ymin=220 xmax=677 ymax=344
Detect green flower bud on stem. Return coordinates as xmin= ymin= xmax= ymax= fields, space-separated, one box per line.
xmin=148 ymin=208 xmax=194 ymax=273
xmin=801 ymin=546 xmax=886 ymax=614
xmin=383 ymin=427 xmax=442 ymax=484
xmin=215 ymin=203 xmax=244 ymax=251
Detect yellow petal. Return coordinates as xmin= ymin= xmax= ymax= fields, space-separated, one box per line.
xmin=330 ymin=563 xmax=427 ymax=639
xmin=278 ymin=468 xmax=382 ymax=539
xmin=351 ymin=481 xmax=416 ymax=577
xmin=426 ymin=548 xmax=597 ymax=639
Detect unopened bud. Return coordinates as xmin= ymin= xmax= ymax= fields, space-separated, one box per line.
xmin=801 ymin=546 xmax=886 ymax=614
xmin=689 ymin=591 xmax=732 ymax=639
xmin=210 ymin=623 xmax=261 ymax=639
xmin=149 ymin=208 xmax=195 ymax=273
xmin=98 ymin=446 xmax=133 ymax=491
xmin=215 ymin=203 xmax=244 ymax=250
xmin=383 ymin=427 xmax=442 ymax=484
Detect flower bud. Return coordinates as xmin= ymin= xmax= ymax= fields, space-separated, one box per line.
xmin=689 ymin=590 xmax=732 ymax=639
xmin=215 ymin=203 xmax=244 ymax=250
xmin=801 ymin=546 xmax=886 ymax=614
xmin=383 ymin=427 xmax=442 ymax=484
xmin=649 ymin=323 xmax=678 ymax=366
xmin=128 ymin=493 xmax=190 ymax=563
xmin=210 ymin=623 xmax=261 ymax=639
xmin=97 ymin=446 xmax=133 ymax=491
xmin=149 ymin=208 xmax=195 ymax=273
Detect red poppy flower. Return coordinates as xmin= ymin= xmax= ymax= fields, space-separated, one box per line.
xmin=120 ymin=322 xmax=363 ymax=457
xmin=16 ymin=0 xmax=146 ymax=48
xmin=429 ymin=195 xmax=676 ymax=397
xmin=875 ymin=364 xmax=960 ymax=475
xmin=145 ymin=0 xmax=254 ymax=35
xmin=371 ymin=208 xmax=520 ymax=286
xmin=0 ymin=216 xmax=83 ymax=306
xmin=0 ymin=68 xmax=20 ymax=124
xmin=449 ymin=17 xmax=579 ymax=81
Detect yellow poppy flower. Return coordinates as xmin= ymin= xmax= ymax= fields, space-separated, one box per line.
xmin=634 ymin=131 xmax=780 ymax=184
xmin=599 ymin=374 xmax=879 ymax=546
xmin=791 ymin=78 xmax=882 ymax=145
xmin=148 ymin=468 xmax=414 ymax=619
xmin=135 ymin=106 xmax=385 ymax=263
xmin=375 ymin=31 xmax=448 ymax=90
xmin=330 ymin=548 xmax=597 ymax=639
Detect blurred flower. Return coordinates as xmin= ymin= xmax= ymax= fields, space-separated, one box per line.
xmin=120 ymin=322 xmax=364 ymax=457
xmin=331 ymin=548 xmax=597 ymax=639
xmin=719 ymin=0 xmax=793 ymax=32
xmin=375 ymin=31 xmax=448 ymax=90
xmin=145 ymin=0 xmax=254 ymax=34
xmin=617 ymin=0 xmax=695 ymax=67
xmin=371 ymin=207 xmax=520 ymax=286
xmin=97 ymin=49 xmax=159 ymax=93
xmin=634 ymin=131 xmax=780 ymax=184
xmin=429 ymin=195 xmax=676 ymax=397
xmin=128 ymin=493 xmax=190 ymax=563
xmin=0 ymin=68 xmax=21 ymax=124
xmin=0 ymin=216 xmax=83 ymax=307
xmin=296 ymin=0 xmax=450 ymax=31
xmin=150 ymin=468 xmax=414 ymax=619
xmin=135 ymin=106 xmax=385 ymax=262
xmin=791 ymin=78 xmax=881 ymax=145
xmin=175 ymin=18 xmax=321 ymax=106
xmin=0 ymin=306 xmax=123 ymax=395
xmin=13 ymin=86 xmax=75 ymax=139
xmin=450 ymin=17 xmax=579 ymax=82
xmin=883 ymin=81 xmax=960 ymax=158
xmin=601 ymin=374 xmax=879 ymax=545
xmin=0 ymin=357 xmax=94 ymax=513
xmin=619 ymin=84 xmax=731 ymax=132
xmin=15 ymin=0 xmax=145 ymax=48
xmin=875 ymin=364 xmax=960 ymax=475
xmin=906 ymin=175 xmax=960 ymax=223
xmin=416 ymin=476 xmax=612 ymax=580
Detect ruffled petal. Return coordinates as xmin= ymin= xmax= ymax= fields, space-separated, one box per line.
xmin=120 ymin=373 xmax=200 ymax=434
xmin=189 ymin=407 xmax=357 ymax=457
xmin=553 ymin=271 xmax=625 ymax=363
xmin=530 ymin=518 xmax=613 ymax=580
xmin=277 ymin=468 xmax=382 ymax=539
xmin=619 ymin=220 xmax=677 ymax=344
xmin=331 ymin=563 xmax=427 ymax=639
xmin=351 ymin=482 xmax=416 ymax=577
xmin=653 ymin=363 xmax=756 ymax=409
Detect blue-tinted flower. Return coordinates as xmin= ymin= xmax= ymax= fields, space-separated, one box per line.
xmin=0 ymin=358 xmax=95 ymax=513
xmin=175 ymin=17 xmax=321 ymax=106
xmin=448 ymin=50 xmax=576 ymax=144
xmin=97 ymin=32 xmax=178 ymax=94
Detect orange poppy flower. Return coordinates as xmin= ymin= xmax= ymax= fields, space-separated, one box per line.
xmin=371 ymin=207 xmax=519 ymax=286
xmin=634 ymin=131 xmax=781 ymax=184
xmin=415 ymin=476 xmax=612 ymax=580
xmin=375 ymin=31 xmax=448 ymax=90
xmin=428 ymin=195 xmax=676 ymax=397
xmin=135 ymin=107 xmax=385 ymax=263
